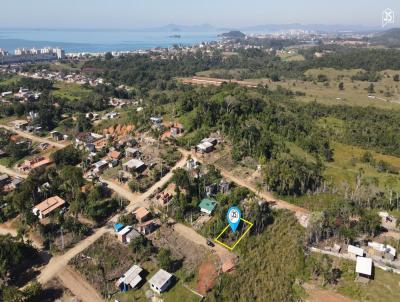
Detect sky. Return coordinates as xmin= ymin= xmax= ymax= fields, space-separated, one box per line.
xmin=2 ymin=0 xmax=400 ymax=29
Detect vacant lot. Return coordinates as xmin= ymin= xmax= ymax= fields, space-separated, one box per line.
xmin=148 ymin=224 xmax=208 ymax=272
xmin=265 ymin=68 xmax=400 ymax=109
xmin=70 ymin=233 xmax=134 ymax=297
xmin=188 ymin=68 xmax=400 ymax=109
xmin=52 ymin=81 xmax=97 ymax=101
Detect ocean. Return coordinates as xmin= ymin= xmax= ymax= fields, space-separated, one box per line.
xmin=0 ymin=28 xmax=220 ymax=53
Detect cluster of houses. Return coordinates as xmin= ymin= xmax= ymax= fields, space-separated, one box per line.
xmin=116 ymin=264 xmax=174 ymax=295
xmin=76 ymin=129 xmax=162 ymax=183
xmin=1 ymin=87 xmax=41 ymax=103
xmin=19 ymin=70 xmax=107 ymax=87
xmin=85 ymin=111 xmax=120 ymax=121
xmin=10 ymin=118 xmax=53 ymax=134
xmin=345 ymin=243 xmax=397 ymax=281
xmin=114 ymin=208 xmax=173 ymax=295
xmin=114 ymin=207 xmax=156 ymax=244
xmin=149 ymin=116 xmax=185 ymax=141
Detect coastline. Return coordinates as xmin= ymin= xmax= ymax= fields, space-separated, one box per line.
xmin=0 ymin=29 xmax=220 ymax=54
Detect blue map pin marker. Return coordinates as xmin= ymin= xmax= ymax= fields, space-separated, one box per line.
xmin=227 ymin=206 xmax=241 ymax=233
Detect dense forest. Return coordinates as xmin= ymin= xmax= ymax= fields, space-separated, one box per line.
xmin=82 ymin=46 xmax=400 ymax=88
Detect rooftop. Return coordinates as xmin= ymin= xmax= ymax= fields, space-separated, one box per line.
xmin=356 ymin=257 xmax=373 ymax=276
xmin=348 ymin=245 xmax=364 ymax=257
xmin=149 ymin=269 xmax=173 ymax=288
xmin=123 ymin=159 xmax=145 ymax=169
xmin=117 ymin=264 xmax=143 ymax=288
xmin=198 ymin=198 xmax=217 ymax=212
xmin=134 ymin=207 xmax=150 ymax=220
xmin=34 ymin=196 xmax=65 ymax=216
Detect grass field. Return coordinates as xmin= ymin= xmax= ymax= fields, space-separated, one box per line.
xmin=52 ymin=81 xmax=96 ymax=101
xmin=0 ymin=75 xmax=22 ymax=86
xmin=308 ymin=254 xmax=400 ymax=302
xmin=189 ymin=67 xmax=400 ymax=109
xmin=325 ymin=141 xmax=400 ymax=191
xmin=337 ymin=265 xmax=400 ymax=302
xmin=242 ymin=68 xmax=400 ymax=109
xmin=196 ymin=68 xmax=247 ymax=79
xmin=49 ymin=61 xmax=84 ymax=72
xmin=277 ymin=51 xmax=305 ymax=61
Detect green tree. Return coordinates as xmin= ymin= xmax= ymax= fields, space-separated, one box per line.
xmin=367 ymin=83 xmax=375 ymax=94
xmin=105 ymin=52 xmax=113 ymax=60
xmin=157 ymin=248 xmax=173 ymax=271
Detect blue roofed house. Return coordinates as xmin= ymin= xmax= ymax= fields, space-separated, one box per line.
xmin=114 ymin=223 xmax=124 ymax=232
xmin=199 ymin=198 xmax=217 ymax=215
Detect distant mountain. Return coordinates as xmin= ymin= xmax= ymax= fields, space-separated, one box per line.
xmin=370 ymin=28 xmax=400 ymax=47
xmin=241 ymin=23 xmax=384 ymax=33
xmin=146 ymin=23 xmax=218 ymax=32
xmin=219 ymin=30 xmax=246 ymax=39
xmin=141 ymin=23 xmax=389 ymax=34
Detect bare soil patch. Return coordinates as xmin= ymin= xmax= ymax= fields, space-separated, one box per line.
xmin=148 ymin=224 xmax=208 ymax=271
xmin=196 ymin=259 xmax=218 ymax=295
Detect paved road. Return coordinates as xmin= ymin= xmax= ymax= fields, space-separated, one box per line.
xmin=0 ymin=124 xmax=68 ymax=149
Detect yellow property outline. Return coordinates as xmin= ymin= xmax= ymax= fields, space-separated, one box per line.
xmin=214 ymin=218 xmax=253 ymax=251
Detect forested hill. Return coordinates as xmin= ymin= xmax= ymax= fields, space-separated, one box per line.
xmin=83 ymin=46 xmax=400 ymax=89
xmin=370 ymin=28 xmax=400 ymax=48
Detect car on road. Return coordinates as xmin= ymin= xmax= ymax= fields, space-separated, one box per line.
xmin=206 ymin=238 xmax=215 ymax=247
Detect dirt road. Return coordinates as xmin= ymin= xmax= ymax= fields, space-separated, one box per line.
xmin=0 ymin=164 xmax=27 ymax=179
xmin=0 ymin=124 xmax=68 ymax=149
xmin=57 ymin=266 xmax=104 ymax=302
xmin=101 ymin=153 xmax=234 ymax=262
xmin=173 ymin=222 xmax=234 ymax=262
xmin=101 ymin=152 xmax=188 ymax=218
xmin=37 ymin=227 xmax=108 ymax=285
xmin=36 ymin=152 xmax=189 ymax=285
xmin=182 ymin=149 xmax=310 ymax=227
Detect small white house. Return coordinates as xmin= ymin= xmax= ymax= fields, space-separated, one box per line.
xmin=348 ymin=245 xmax=364 ymax=257
xmin=356 ymin=257 xmax=373 ymax=279
xmin=150 ymin=116 xmax=163 ymax=124
xmin=93 ymin=160 xmax=108 ymax=174
xmin=116 ymin=264 xmax=143 ymax=291
xmin=197 ymin=141 xmax=214 ymax=153
xmin=123 ymin=159 xmax=145 ymax=173
xmin=149 ymin=269 xmax=173 ymax=294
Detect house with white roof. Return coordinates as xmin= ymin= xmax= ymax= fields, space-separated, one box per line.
xmin=148 ymin=269 xmax=173 ymax=294
xmin=116 ymin=264 xmax=143 ymax=291
xmin=123 ymin=159 xmax=145 ymax=173
xmin=356 ymin=257 xmax=373 ymax=280
xmin=348 ymin=245 xmax=364 ymax=257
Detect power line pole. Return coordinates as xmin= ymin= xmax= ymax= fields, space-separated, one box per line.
xmin=60 ymin=226 xmax=64 ymax=251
